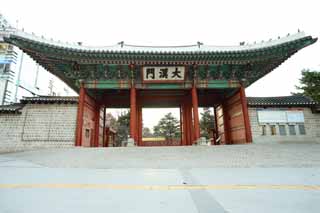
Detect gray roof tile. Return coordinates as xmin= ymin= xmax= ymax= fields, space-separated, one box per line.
xmin=247 ymin=96 xmax=318 ymax=107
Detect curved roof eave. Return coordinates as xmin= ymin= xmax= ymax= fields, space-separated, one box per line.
xmin=2 ymin=29 xmax=317 ymax=55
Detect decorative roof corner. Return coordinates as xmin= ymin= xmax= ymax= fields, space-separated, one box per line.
xmin=2 ymin=29 xmax=317 ymax=53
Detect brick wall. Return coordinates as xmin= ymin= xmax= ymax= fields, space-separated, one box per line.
xmin=0 ymin=103 xmax=77 ymax=152
xmin=249 ymin=107 xmax=320 ymax=143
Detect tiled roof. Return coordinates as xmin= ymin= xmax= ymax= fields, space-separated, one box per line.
xmin=1 ymin=28 xmax=317 ymax=92
xmin=20 ymin=96 xmax=78 ymax=104
xmin=3 ymin=30 xmax=314 ymax=53
xmin=247 ymin=96 xmax=318 ymax=107
xmin=0 ymin=103 xmax=24 ymax=113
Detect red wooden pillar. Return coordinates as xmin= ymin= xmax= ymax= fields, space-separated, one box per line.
xmin=213 ymin=106 xmax=218 ymax=145
xmin=139 ymin=107 xmax=142 ymax=145
xmin=136 ymin=105 xmax=140 ymax=146
xmin=180 ymin=104 xmax=185 ymax=146
xmin=112 ymin=134 xmax=115 ymax=147
xmin=191 ymin=85 xmax=200 ymax=143
xmin=75 ymin=83 xmax=85 ymax=146
xmin=93 ymin=105 xmax=100 ymax=147
xmin=105 ymin=128 xmax=110 ymax=147
xmin=136 ymin=105 xmax=142 ymax=146
xmin=130 ymin=86 xmax=137 ymax=144
xmin=186 ymin=101 xmax=193 ymax=145
xmin=239 ymin=86 xmax=253 ymax=143
xmin=182 ymin=102 xmax=187 ymax=146
xmin=102 ymin=106 xmax=106 ymax=147
xmin=222 ymin=102 xmax=231 ymax=144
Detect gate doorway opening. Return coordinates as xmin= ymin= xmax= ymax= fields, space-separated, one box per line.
xmin=141 ymin=108 xmax=181 ymax=146
xmin=75 ymin=87 xmax=253 ymax=147
xmin=104 ymin=108 xmax=130 ymax=147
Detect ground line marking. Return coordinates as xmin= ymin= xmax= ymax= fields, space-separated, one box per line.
xmin=0 ymin=184 xmax=319 ymax=190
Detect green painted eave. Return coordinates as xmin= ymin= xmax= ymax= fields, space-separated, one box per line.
xmin=5 ymin=33 xmax=317 ymax=63
xmin=2 ymin=31 xmax=317 ymax=93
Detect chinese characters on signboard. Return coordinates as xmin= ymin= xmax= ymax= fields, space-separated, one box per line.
xmin=142 ymin=66 xmax=185 ymax=82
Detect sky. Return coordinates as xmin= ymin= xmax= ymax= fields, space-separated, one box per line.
xmin=1 ymin=0 xmax=319 ymax=128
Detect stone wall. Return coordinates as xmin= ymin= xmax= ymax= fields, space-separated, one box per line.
xmin=0 ymin=103 xmax=77 ymax=152
xmin=249 ymin=107 xmax=320 ymax=143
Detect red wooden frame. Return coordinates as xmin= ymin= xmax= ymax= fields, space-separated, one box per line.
xmin=191 ymin=85 xmax=200 ymax=142
xmin=130 ymin=86 xmax=137 ymax=143
xmin=75 ymin=83 xmax=85 ymax=146
xmin=239 ymin=86 xmax=253 ymax=143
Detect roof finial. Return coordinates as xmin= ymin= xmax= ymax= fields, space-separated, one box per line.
xmin=118 ymin=41 xmax=124 ymax=48
xmin=197 ymin=41 xmax=203 ymax=48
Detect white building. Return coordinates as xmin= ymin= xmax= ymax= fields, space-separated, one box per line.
xmin=0 ymin=14 xmax=74 ymax=105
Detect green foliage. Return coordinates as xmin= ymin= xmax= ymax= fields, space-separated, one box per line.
xmin=153 ymin=113 xmax=180 ymax=140
xmin=295 ymin=69 xmax=320 ymax=102
xmin=105 ymin=113 xmax=117 ymax=129
xmin=142 ymin=127 xmax=153 ymax=137
xmin=115 ymin=110 xmax=130 ymax=144
xmin=200 ymin=108 xmax=215 ymax=139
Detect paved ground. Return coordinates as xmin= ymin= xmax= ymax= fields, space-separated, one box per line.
xmin=1 ymin=143 xmax=320 ymax=213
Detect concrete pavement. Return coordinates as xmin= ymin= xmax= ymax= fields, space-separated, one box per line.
xmin=1 ymin=143 xmax=320 ymax=213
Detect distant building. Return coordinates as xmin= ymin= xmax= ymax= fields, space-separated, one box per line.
xmin=0 ymin=14 xmax=73 ymax=105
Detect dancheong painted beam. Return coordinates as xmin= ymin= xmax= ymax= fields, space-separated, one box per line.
xmin=1 ymin=29 xmax=317 ymax=92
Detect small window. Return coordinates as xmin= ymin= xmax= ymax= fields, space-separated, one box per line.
xmin=289 ymin=125 xmax=296 ymax=135
xmin=279 ymin=125 xmax=286 ymax=136
xmin=270 ymin=125 xmax=277 ymax=135
xmin=261 ymin=125 xmax=266 ymax=136
xmin=298 ymin=124 xmax=306 ymax=135
xmin=85 ymin=129 xmax=90 ymax=138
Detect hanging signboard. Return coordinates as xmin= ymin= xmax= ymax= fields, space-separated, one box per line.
xmin=257 ymin=111 xmax=287 ymax=123
xmin=287 ymin=111 xmax=304 ymax=123
xmin=257 ymin=110 xmax=305 ymax=123
xmin=142 ymin=66 xmax=185 ymax=83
